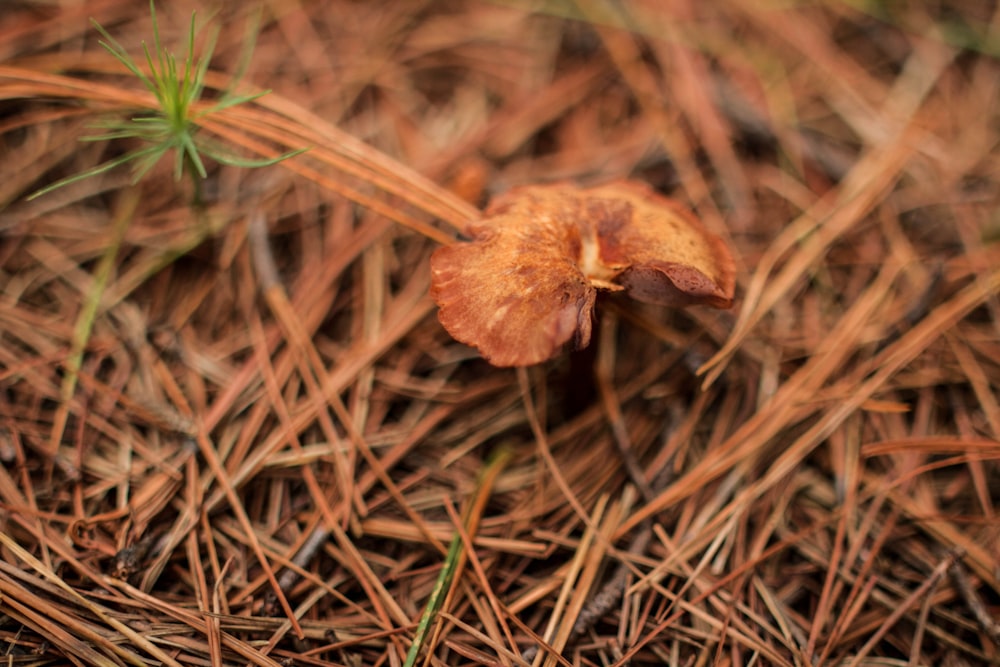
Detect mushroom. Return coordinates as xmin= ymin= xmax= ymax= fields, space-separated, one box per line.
xmin=430 ymin=180 xmax=736 ymax=367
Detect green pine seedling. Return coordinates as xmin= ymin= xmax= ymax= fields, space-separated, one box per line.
xmin=37 ymin=2 xmax=304 ymax=453
xmin=28 ymin=0 xmax=303 ymax=201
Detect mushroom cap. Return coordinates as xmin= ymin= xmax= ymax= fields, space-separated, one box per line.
xmin=430 ymin=180 xmax=736 ymax=366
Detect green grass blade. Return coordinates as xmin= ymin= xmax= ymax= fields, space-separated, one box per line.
xmin=49 ymin=188 xmax=139 ymax=452
xmin=402 ymin=447 xmax=512 ymax=667
xmin=402 ymin=534 xmax=462 ymax=667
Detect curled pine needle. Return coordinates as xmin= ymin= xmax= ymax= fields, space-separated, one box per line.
xmin=27 ymin=0 xmax=304 ymax=201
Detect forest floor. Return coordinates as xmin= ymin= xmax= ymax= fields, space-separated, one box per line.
xmin=2 ymin=1 xmax=1000 ymax=665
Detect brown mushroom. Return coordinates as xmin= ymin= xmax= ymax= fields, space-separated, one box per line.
xmin=430 ymin=180 xmax=736 ymax=367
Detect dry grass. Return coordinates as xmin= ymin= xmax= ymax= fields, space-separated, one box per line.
xmin=2 ymin=1 xmax=1000 ymax=665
